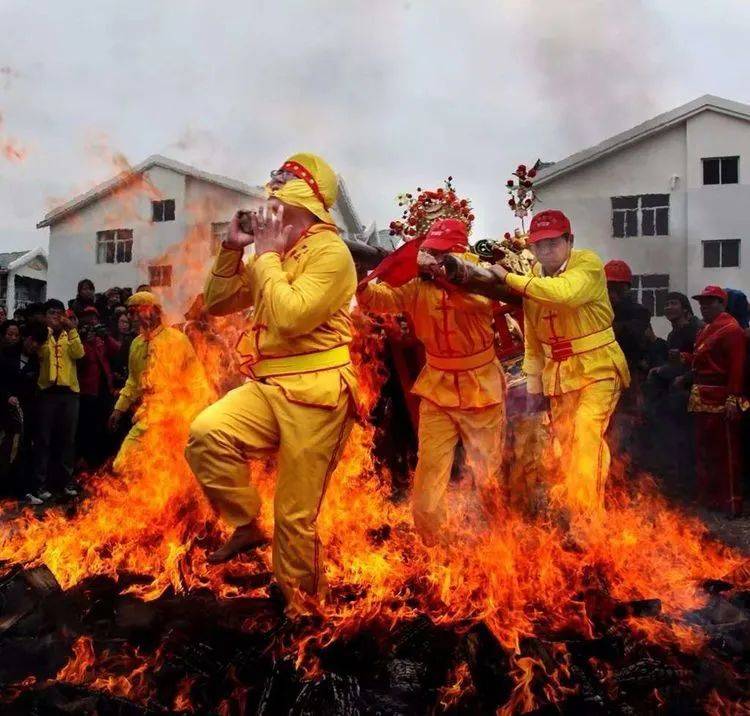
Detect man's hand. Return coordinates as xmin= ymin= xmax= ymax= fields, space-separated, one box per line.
xmin=108 ymin=409 xmax=123 ymax=433
xmin=61 ymin=313 xmax=78 ymax=331
xmin=726 ymin=400 xmax=741 ymax=422
xmin=489 ymin=264 xmax=509 ymax=283
xmin=251 ymin=204 xmax=292 ymax=256
xmin=225 ymin=211 xmax=256 ymax=250
xmin=417 ymin=250 xmax=443 ymax=279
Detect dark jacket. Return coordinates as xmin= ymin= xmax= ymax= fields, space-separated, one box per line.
xmin=612 ymin=295 xmax=652 ymax=369
xmin=0 ymin=345 xmax=40 ymax=420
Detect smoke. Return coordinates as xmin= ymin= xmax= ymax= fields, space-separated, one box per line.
xmin=513 ymin=0 xmax=666 ymax=152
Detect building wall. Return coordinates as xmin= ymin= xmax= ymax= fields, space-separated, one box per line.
xmin=47 ymin=166 xmax=188 ymax=300
xmin=684 ymin=112 xmax=750 ymax=298
xmin=536 ymin=112 xmax=750 ymax=335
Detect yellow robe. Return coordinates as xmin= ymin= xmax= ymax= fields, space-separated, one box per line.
xmin=505 ymin=249 xmax=630 ymax=515
xmin=38 ymin=329 xmax=85 ymax=392
xmin=358 ymin=271 xmax=505 ymax=541
xmin=113 ymin=326 xmax=208 ymax=473
xmin=185 ymin=224 xmax=358 ymax=617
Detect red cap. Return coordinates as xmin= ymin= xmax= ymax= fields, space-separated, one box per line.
xmin=604 ymin=260 xmax=633 ymax=284
xmin=420 ymin=218 xmax=468 ymax=252
xmin=692 ymin=285 xmax=728 ymax=302
xmin=528 ymin=209 xmax=572 ymax=244
xmin=81 ymin=306 xmax=99 ymax=317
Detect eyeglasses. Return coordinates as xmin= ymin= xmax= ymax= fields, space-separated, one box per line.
xmin=269 ymin=168 xmax=296 ymax=185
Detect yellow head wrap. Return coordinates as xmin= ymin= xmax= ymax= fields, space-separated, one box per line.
xmin=127 ymin=291 xmax=161 ymax=308
xmin=266 ymin=152 xmax=339 ymax=225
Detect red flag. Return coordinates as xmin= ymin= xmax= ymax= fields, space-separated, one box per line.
xmin=358 ymin=239 xmax=423 ymax=290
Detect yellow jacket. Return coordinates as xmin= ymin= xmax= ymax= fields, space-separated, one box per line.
xmin=38 ymin=328 xmax=85 ymax=392
xmin=358 ymin=270 xmax=505 ymax=409
xmin=204 ymin=224 xmax=359 ymax=409
xmin=505 ymin=249 xmax=630 ymax=396
xmin=115 ymin=326 xmax=207 ymax=414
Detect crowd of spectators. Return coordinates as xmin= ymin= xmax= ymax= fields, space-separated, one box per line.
xmin=1 ymin=267 xmax=748 ymax=520
xmin=0 ymin=279 xmax=139 ymax=505
xmin=606 ymin=261 xmax=750 ymax=518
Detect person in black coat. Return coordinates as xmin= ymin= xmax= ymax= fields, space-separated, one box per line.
xmin=0 ymin=322 xmax=48 ymax=501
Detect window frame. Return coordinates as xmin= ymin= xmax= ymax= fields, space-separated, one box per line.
xmin=702 ymin=239 xmax=741 ymax=268
xmin=611 ymin=194 xmax=670 ymax=238
xmin=630 ymin=273 xmax=670 ymax=317
xmin=702 ymin=156 xmax=739 ymax=185
xmin=151 ymin=199 xmax=176 ymax=223
xmin=96 ymin=229 xmax=133 ymax=265
xmin=148 ymin=264 xmax=173 ymax=287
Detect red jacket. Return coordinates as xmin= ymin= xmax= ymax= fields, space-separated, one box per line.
xmin=77 ymin=336 xmax=120 ymax=397
xmin=691 ymin=312 xmax=747 ymax=405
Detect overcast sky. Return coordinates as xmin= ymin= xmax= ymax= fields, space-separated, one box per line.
xmin=1 ymin=0 xmax=749 ymax=252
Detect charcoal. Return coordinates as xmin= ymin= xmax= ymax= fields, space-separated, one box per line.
xmin=612 ymin=599 xmax=662 ymax=619
xmin=565 ymin=635 xmax=624 ymax=661
xmin=291 ymin=673 xmax=363 ymax=715
xmin=366 ymin=524 xmax=392 ymax=546
xmin=697 ymin=596 xmax=748 ymax=626
xmin=256 ymin=658 xmax=302 ymax=716
xmin=0 ymin=634 xmax=72 ymax=682
xmin=729 ymin=590 xmax=750 ymax=610
xmin=701 ymin=578 xmax=733 ymax=594
xmin=463 ymin=622 xmax=513 ymax=709
xmin=614 ymin=657 xmax=679 ymax=694
xmin=385 ymin=658 xmax=427 ymax=695
xmin=115 ymin=598 xmax=162 ymax=633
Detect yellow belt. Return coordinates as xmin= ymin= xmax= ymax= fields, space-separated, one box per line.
xmin=541 ymin=327 xmax=615 ymax=361
xmin=249 ymin=345 xmax=351 ymax=379
xmin=426 ymin=345 xmax=496 ymax=371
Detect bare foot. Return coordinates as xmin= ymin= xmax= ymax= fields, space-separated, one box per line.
xmin=207 ymin=521 xmax=269 ymax=564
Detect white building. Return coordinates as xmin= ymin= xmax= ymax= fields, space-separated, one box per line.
xmin=0 ymin=248 xmax=47 ymax=315
xmin=38 ymin=155 xmax=366 ymax=315
xmin=535 ymin=95 xmax=750 ymax=334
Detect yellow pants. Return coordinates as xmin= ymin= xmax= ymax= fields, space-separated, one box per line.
xmin=185 ymin=380 xmax=353 ymax=615
xmin=112 ymin=421 xmax=146 ymax=475
xmin=413 ymin=399 xmax=505 ymax=541
xmin=549 ymin=378 xmax=621 ymax=515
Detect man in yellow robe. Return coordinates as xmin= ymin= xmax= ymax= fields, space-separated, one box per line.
xmin=488 ymin=210 xmax=629 ymax=523
xmin=185 ymin=153 xmax=358 ymax=618
xmin=358 ymin=218 xmax=506 ymax=544
xmin=109 ymin=292 xmax=210 ymax=474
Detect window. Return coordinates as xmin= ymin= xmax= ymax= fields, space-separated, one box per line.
xmin=152 ymin=199 xmax=176 ymax=222
xmin=211 ymin=221 xmax=230 ymax=254
xmin=702 ymin=157 xmax=739 ymax=185
xmin=611 ymin=195 xmax=669 ymax=238
xmin=149 ymin=265 xmax=173 ymax=287
xmin=630 ymin=273 xmax=670 ymax=317
xmin=96 ymin=229 xmax=133 ymax=264
xmin=703 ymin=239 xmax=740 ymax=268
xmin=612 ymin=196 xmax=638 ymax=238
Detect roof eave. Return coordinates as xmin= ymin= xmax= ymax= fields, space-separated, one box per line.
xmin=535 ymin=98 xmax=750 ymax=187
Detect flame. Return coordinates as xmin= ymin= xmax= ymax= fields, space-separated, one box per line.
xmin=0 ymin=178 xmax=748 ymax=711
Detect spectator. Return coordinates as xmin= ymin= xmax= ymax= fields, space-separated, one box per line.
xmin=110 ymin=313 xmax=134 ymax=389
xmin=76 ymin=307 xmax=119 ymax=469
xmin=605 ymin=260 xmax=652 ymax=458
xmin=68 ymin=279 xmax=96 ymax=317
xmin=688 ymin=286 xmax=747 ymax=517
xmin=0 ymin=322 xmax=47 ymax=502
xmin=136 ymin=284 xmax=151 ymax=294
xmin=1 ymin=320 xmax=21 ymax=348
xmin=725 ymin=288 xmax=749 ymax=329
xmin=0 ymin=306 xmax=6 ymax=323
xmin=642 ymin=293 xmax=703 ymax=486
xmin=34 ymin=299 xmax=85 ymax=501
xmin=22 ymin=303 xmax=46 ymax=327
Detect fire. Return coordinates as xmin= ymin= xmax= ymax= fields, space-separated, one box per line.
xmin=0 ymin=180 xmax=748 ymax=712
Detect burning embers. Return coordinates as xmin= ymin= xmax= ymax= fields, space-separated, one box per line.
xmin=0 ymin=311 xmax=749 ymax=713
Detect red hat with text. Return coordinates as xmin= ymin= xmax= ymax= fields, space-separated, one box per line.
xmin=528 ymin=209 xmax=572 ymax=244
xmin=420 ymin=218 xmax=469 ymax=252
xmin=604 ymin=260 xmax=633 ymax=284
xmin=692 ymin=285 xmax=728 ymax=302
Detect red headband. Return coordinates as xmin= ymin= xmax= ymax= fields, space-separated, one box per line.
xmin=281 ymin=160 xmax=330 ymax=209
